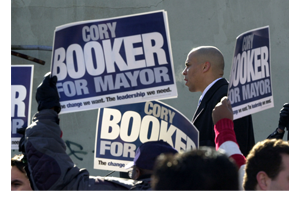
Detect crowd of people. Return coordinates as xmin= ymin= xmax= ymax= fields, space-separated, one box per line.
xmin=11 ymin=45 xmax=289 ymax=191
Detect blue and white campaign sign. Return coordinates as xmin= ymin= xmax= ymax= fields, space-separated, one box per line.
xmin=94 ymin=100 xmax=199 ymax=172
xmin=228 ymin=26 xmax=274 ymax=120
xmin=11 ymin=65 xmax=34 ymax=150
xmin=50 ymin=10 xmax=177 ymax=114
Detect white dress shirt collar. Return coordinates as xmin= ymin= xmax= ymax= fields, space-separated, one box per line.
xmin=198 ymin=77 xmax=222 ymax=106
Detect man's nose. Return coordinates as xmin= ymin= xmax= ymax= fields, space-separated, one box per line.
xmin=182 ymin=68 xmax=187 ymax=75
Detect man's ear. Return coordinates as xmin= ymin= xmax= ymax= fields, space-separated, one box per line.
xmin=203 ymin=61 xmax=211 ymax=72
xmin=134 ymin=167 xmax=141 ymax=180
xmin=256 ymin=171 xmax=271 ymax=190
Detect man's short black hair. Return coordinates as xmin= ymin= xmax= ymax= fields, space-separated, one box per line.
xmin=151 ymin=146 xmax=239 ymax=190
xmin=11 ymin=154 xmax=27 ymax=174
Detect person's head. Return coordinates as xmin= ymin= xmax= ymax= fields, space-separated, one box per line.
xmin=151 ymin=146 xmax=239 ymax=190
xmin=243 ymin=139 xmax=289 ymax=190
xmin=182 ymin=46 xmax=224 ymax=92
xmin=125 ymin=140 xmax=178 ymax=180
xmin=11 ymin=154 xmax=32 ymax=191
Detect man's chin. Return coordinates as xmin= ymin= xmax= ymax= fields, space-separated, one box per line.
xmin=188 ymin=87 xmax=195 ymax=92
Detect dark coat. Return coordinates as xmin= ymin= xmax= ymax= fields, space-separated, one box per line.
xmin=23 ymin=109 xmax=135 ymax=190
xmin=192 ymin=78 xmax=255 ymax=157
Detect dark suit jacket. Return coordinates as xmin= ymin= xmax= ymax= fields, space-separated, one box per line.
xmin=192 ymin=78 xmax=255 ymax=157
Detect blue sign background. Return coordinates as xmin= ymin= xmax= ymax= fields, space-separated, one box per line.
xmin=11 ymin=65 xmax=33 ymax=138
xmin=52 ymin=11 xmax=175 ymax=100
xmin=95 ymin=100 xmax=199 ymax=161
xmin=230 ymin=26 xmax=272 ymax=107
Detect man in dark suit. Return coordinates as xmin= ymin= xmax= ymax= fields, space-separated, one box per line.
xmin=182 ymin=46 xmax=255 ymax=157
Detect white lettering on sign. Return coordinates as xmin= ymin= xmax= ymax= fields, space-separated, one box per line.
xmin=11 ymin=85 xmax=26 ymax=117
xmin=52 ymin=32 xmax=168 ymax=81
xmin=241 ymin=78 xmax=271 ymax=100
xmin=99 ymin=140 xmax=136 ymax=158
xmin=242 ymin=34 xmax=254 ymax=51
xmin=99 ymin=107 xmax=196 ymax=157
xmin=56 ymin=79 xmax=89 ymax=98
xmin=82 ymin=22 xmax=117 ymax=42
xmin=11 ymin=119 xmax=24 ymax=134
xmin=144 ymin=101 xmax=175 ymax=123
xmin=230 ymin=46 xmax=269 ymax=88
xmin=93 ymin=66 xmax=170 ymax=93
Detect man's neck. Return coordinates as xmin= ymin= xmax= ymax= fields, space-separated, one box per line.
xmin=200 ymin=77 xmax=222 ymax=98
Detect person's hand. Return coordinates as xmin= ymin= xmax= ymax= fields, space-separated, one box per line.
xmin=267 ymin=103 xmax=289 ymax=140
xmin=36 ymin=72 xmax=61 ymax=113
xmin=267 ymin=128 xmax=284 ymax=140
xmin=212 ymin=96 xmax=233 ymax=125
xmin=278 ymin=103 xmax=289 ymax=131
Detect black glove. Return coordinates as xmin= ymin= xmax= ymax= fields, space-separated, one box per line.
xmin=267 ymin=128 xmax=285 ymax=140
xmin=36 ymin=72 xmax=61 ymax=114
xmin=278 ymin=103 xmax=289 ymax=131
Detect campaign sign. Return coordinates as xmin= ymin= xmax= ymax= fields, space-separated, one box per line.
xmin=228 ymin=26 xmax=274 ymax=120
xmin=94 ymin=100 xmax=199 ymax=172
xmin=11 ymin=65 xmax=34 ymax=150
xmin=50 ymin=10 xmax=177 ymax=114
